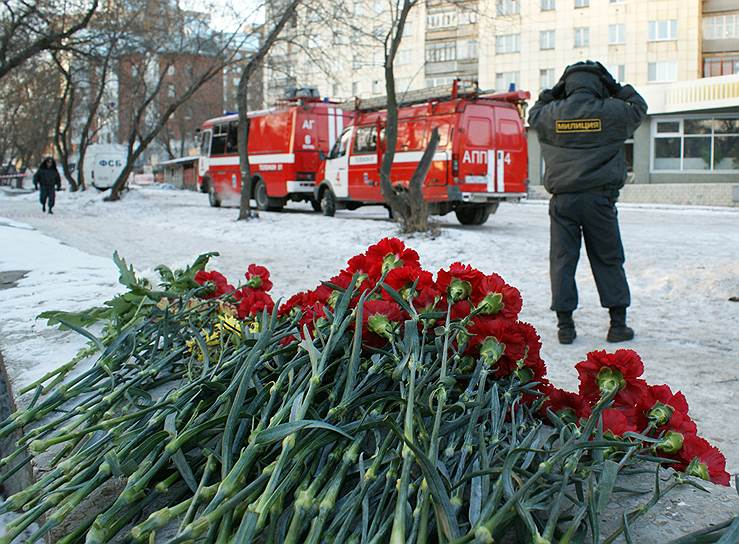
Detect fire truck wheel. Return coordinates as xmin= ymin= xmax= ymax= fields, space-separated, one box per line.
xmin=320 ymin=188 xmax=336 ymax=217
xmin=455 ymin=205 xmax=492 ymax=226
xmin=208 ymin=184 xmax=221 ymax=207
xmin=310 ymin=198 xmax=321 ymax=212
xmin=254 ymin=179 xmax=270 ymax=211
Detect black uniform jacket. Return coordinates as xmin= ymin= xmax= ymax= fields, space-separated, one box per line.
xmin=528 ymin=78 xmax=647 ymax=196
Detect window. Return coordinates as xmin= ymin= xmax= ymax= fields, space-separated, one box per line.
xmin=426 ymin=41 xmax=457 ymax=62
xmin=226 ymin=121 xmax=238 ymax=154
xmin=458 ymin=40 xmax=478 ymax=59
xmin=608 ymin=23 xmax=625 ymax=44
xmin=574 ymin=27 xmax=589 ymax=48
xmin=540 ymin=68 xmax=555 ymax=89
xmin=609 ymin=0 xmax=624 ymax=3
xmin=200 ymin=130 xmax=211 ymax=156
xmin=495 ymin=71 xmax=519 ymax=90
xmin=353 ymin=126 xmax=377 ymax=153
xmin=351 ymin=81 xmax=358 ymax=96
xmin=540 ymin=30 xmax=555 ymax=50
xmin=467 ymin=118 xmax=492 ymax=147
xmin=459 ymin=10 xmax=478 ymax=25
xmin=497 ymin=0 xmax=520 ymax=15
xmin=167 ymin=83 xmax=176 ymax=98
xmin=541 ymin=0 xmax=555 ymax=11
xmin=574 ymin=0 xmax=589 ymax=7
xmin=648 ymin=61 xmax=677 ymax=82
xmin=210 ymin=124 xmax=227 ymax=155
xmin=352 ymin=55 xmax=361 ymax=70
xmin=329 ymin=128 xmax=352 ymax=159
xmin=427 ymin=10 xmax=457 ymax=29
xmin=496 ymin=34 xmax=520 ymax=54
xmin=652 ymin=117 xmax=739 ymax=171
xmin=617 ymin=64 xmax=625 ymax=81
xmin=131 ymin=64 xmax=139 ymax=78
xmin=648 ymin=19 xmax=678 ymax=41
xmin=167 ymin=65 xmax=175 ymax=76
xmin=703 ymin=56 xmax=739 ymax=77
xmin=703 ymin=14 xmax=739 ymax=40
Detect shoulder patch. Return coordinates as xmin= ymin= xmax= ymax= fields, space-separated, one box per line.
xmin=555 ymin=119 xmax=602 ymax=133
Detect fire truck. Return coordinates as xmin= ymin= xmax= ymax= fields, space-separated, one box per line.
xmin=315 ymin=82 xmax=530 ymax=225
xmin=198 ymin=90 xmax=353 ymax=210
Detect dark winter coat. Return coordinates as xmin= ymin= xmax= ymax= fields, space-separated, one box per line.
xmin=528 ymin=71 xmax=647 ymax=196
xmin=33 ymin=159 xmax=62 ymax=190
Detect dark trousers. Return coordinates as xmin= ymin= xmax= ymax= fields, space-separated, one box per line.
xmin=39 ymin=185 xmax=56 ymax=210
xmin=549 ymin=192 xmax=630 ymax=312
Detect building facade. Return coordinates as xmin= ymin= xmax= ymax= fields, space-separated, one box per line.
xmin=265 ymin=0 xmax=738 ymax=194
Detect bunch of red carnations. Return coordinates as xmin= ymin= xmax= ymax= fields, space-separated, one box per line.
xmin=193 ymin=237 xmax=729 ymax=487
xmin=194 ymin=264 xmax=275 ymax=322
xmin=544 ymin=349 xmax=730 ymax=485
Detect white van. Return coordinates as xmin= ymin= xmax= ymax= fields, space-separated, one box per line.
xmin=83 ymin=144 xmax=128 ymax=190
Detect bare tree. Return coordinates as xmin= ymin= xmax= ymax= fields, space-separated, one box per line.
xmin=0 ymin=56 xmax=61 ymax=168
xmin=104 ymin=3 xmax=256 ymax=201
xmin=377 ymin=0 xmax=438 ymax=233
xmin=0 ymin=0 xmax=98 ymax=80
xmin=236 ymin=0 xmax=302 ymax=220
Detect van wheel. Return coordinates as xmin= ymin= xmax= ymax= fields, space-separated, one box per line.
xmin=310 ymin=198 xmax=321 ymax=212
xmin=208 ymin=184 xmax=221 ymax=207
xmin=321 ymin=188 xmax=336 ymax=217
xmin=253 ymin=179 xmax=283 ymax=211
xmin=455 ymin=205 xmax=493 ymax=226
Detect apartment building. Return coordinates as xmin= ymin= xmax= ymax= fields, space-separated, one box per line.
xmin=265 ymin=0 xmax=738 ymax=197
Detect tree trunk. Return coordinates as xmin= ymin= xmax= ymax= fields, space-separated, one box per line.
xmin=237 ymin=111 xmax=254 ymax=220
xmin=405 ymin=128 xmax=439 ymax=232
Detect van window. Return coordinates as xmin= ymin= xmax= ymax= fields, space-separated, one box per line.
xmin=429 ymin=122 xmax=450 ymax=147
xmin=353 ymin=126 xmax=377 ymax=153
xmin=200 ymin=130 xmax=211 ymax=156
xmin=396 ymin=120 xmax=427 ymax=151
xmin=226 ymin=121 xmax=239 ymax=154
xmin=329 ymin=128 xmax=352 ymax=159
xmin=498 ymin=119 xmax=522 ymax=149
xmin=467 ymin=117 xmax=492 ymax=147
xmin=210 ymin=124 xmax=228 ymax=155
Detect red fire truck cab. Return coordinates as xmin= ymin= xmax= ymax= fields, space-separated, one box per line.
xmin=315 ymin=86 xmax=530 ymax=225
xmin=198 ymin=97 xmax=352 ymax=210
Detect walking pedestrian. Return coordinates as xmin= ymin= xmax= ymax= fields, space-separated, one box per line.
xmin=33 ymin=156 xmax=62 ymax=214
xmin=528 ymin=61 xmax=648 ymax=344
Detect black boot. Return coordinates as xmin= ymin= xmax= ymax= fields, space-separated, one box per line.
xmin=556 ymin=311 xmax=576 ymax=344
xmin=607 ymin=307 xmax=634 ymax=342
xmin=48 ymin=208 xmax=53 ymax=214
xmin=42 ymin=204 xmax=45 ymax=212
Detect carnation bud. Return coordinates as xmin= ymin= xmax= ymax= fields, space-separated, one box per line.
xmin=687 ymin=458 xmax=711 ymax=482
xmin=480 ymin=337 xmax=504 ymax=366
xmin=596 ymin=366 xmax=626 ymax=395
xmin=448 ymin=278 xmax=472 ymax=302
xmin=656 ymin=431 xmax=684 ymax=454
xmin=648 ymin=402 xmax=674 ymax=427
xmin=515 ymin=367 xmax=534 ymax=384
xmin=381 ymin=253 xmax=402 ymax=274
xmin=557 ymin=407 xmax=578 ymax=425
xmin=367 ymin=314 xmax=394 ymax=340
xmin=246 ymin=275 xmax=263 ymax=289
xmin=477 ymin=292 xmax=504 ymax=315
xmin=328 ymin=290 xmax=341 ymax=308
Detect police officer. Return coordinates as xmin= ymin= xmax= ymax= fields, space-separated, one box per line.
xmin=33 ymin=156 xmax=62 ymax=214
xmin=528 ymin=61 xmax=647 ymax=344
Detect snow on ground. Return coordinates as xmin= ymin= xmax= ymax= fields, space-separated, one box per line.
xmin=0 ymin=186 xmax=737 ymax=475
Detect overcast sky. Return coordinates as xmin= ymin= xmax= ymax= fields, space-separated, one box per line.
xmin=181 ymin=0 xmax=264 ymax=32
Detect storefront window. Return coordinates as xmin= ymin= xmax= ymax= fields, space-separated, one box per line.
xmin=652 ymin=116 xmax=739 ymax=171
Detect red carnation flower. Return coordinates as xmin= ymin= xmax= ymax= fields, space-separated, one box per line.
xmin=412 ymin=284 xmax=443 ymax=314
xmin=382 ymin=267 xmax=433 ymax=302
xmin=542 ymin=385 xmax=591 ymax=423
xmin=245 ymin=264 xmax=272 ymax=291
xmin=194 ymin=270 xmax=235 ymax=299
xmin=464 ymin=317 xmax=534 ymax=379
xmin=437 ymin=262 xmax=485 ymax=303
xmin=677 ymin=434 xmax=730 ymax=486
xmin=576 ymin=349 xmax=648 ymax=406
xmin=361 ymin=299 xmax=404 ymax=347
xmin=236 ymin=288 xmax=274 ymax=320
xmin=365 ymin=238 xmax=420 ymax=276
xmin=601 ymin=408 xmax=639 ymax=438
xmin=471 ymin=274 xmax=523 ymax=320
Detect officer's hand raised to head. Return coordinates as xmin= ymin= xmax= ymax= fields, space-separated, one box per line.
xmin=595 ymin=62 xmax=622 ymax=97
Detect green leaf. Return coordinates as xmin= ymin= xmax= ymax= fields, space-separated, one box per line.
xmin=253 ymin=420 xmax=353 ymax=445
